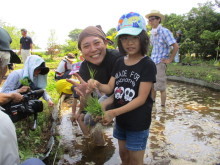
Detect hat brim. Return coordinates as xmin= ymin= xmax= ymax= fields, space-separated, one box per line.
xmin=40 ymin=67 xmax=50 ymax=75
xmin=115 ymin=28 xmax=142 ymax=38
xmin=145 ymin=13 xmax=165 ymax=22
xmin=65 ymin=56 xmax=75 ymax=62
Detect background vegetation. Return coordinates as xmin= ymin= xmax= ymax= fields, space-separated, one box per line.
xmin=1 ymin=0 xmax=219 ymax=163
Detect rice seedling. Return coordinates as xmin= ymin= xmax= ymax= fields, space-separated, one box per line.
xmin=87 ymin=64 xmax=96 ymax=79
xmin=84 ymin=96 xmax=104 ymax=117
xmin=19 ymin=77 xmax=30 ymax=86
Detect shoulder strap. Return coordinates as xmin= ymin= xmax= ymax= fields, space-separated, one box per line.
xmin=62 ymin=60 xmax=68 ymax=71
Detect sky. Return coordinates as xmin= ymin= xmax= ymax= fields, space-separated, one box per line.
xmin=0 ymin=0 xmax=217 ymax=49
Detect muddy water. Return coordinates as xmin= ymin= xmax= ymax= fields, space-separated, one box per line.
xmin=57 ymin=81 xmax=220 ymax=165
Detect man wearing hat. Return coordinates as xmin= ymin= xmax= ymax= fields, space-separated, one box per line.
xmin=55 ymin=53 xmax=76 ymax=80
xmin=145 ymin=10 xmax=179 ymax=106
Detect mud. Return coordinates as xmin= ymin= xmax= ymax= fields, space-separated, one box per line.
xmin=57 ymin=81 xmax=220 ymax=165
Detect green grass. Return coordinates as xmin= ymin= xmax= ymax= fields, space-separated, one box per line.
xmin=167 ymin=63 xmax=220 ymax=84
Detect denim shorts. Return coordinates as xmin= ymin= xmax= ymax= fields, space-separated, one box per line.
xmin=113 ymin=123 xmax=149 ymax=151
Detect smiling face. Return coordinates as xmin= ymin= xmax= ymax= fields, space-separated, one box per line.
xmin=80 ymin=36 xmax=108 ymax=65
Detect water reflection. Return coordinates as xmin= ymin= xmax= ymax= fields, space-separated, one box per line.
xmin=58 ymin=81 xmax=220 ymax=165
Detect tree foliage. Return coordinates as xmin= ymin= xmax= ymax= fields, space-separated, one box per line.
xmin=61 ymin=40 xmax=79 ymax=55
xmin=68 ymin=28 xmax=82 ymax=41
xmin=47 ymin=29 xmax=61 ymax=59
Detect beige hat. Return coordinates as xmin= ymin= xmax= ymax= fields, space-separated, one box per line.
xmin=145 ymin=10 xmax=165 ymax=22
xmin=65 ymin=53 xmax=75 ymax=62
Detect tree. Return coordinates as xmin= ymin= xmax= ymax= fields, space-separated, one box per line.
xmin=182 ymin=2 xmax=220 ymax=58
xmin=163 ymin=13 xmax=185 ymax=34
xmin=47 ymin=29 xmax=60 ymax=60
xmin=61 ymin=40 xmax=79 ymax=55
xmin=68 ymin=29 xmax=82 ymax=41
xmin=201 ymin=30 xmax=220 ymax=61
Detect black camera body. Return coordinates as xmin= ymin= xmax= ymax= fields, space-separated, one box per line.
xmin=2 ymin=89 xmax=45 ymax=130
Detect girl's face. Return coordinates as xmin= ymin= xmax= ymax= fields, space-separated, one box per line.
xmin=120 ymin=35 xmax=141 ymax=56
xmin=34 ymin=68 xmax=41 ymax=76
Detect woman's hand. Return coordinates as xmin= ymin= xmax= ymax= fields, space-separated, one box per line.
xmin=102 ymin=110 xmax=115 ymax=126
xmin=87 ymin=79 xmax=100 ymax=94
xmin=66 ymin=73 xmax=88 ymax=97
xmin=17 ymin=86 xmax=30 ymax=93
xmin=48 ymin=99 xmax=54 ymax=107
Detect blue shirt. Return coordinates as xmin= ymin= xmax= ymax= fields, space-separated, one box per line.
xmin=20 ymin=36 xmax=32 ymax=49
xmin=150 ymin=25 xmax=176 ymax=64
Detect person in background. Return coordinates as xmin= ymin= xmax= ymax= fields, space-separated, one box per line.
xmin=174 ymin=30 xmax=182 ymax=63
xmin=55 ymin=53 xmax=76 ymax=80
xmin=145 ymin=10 xmax=179 ymax=106
xmin=18 ymin=28 xmax=33 ymax=63
xmin=1 ymin=55 xmax=54 ymax=107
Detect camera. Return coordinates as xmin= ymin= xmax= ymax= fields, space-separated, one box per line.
xmin=2 ymin=89 xmax=45 ymax=130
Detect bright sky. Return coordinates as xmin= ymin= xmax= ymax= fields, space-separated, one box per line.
xmin=0 ymin=0 xmax=216 ymax=49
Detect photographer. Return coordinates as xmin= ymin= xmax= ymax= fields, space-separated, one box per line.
xmin=1 ymin=55 xmax=54 ymax=107
xmin=0 ymin=93 xmax=45 ymax=165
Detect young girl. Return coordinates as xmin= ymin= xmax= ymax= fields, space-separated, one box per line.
xmin=88 ymin=12 xmax=156 ymax=165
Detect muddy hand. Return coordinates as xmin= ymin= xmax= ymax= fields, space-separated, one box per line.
xmin=102 ymin=111 xmax=114 ymax=126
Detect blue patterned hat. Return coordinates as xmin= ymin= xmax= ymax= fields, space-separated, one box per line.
xmin=116 ymin=12 xmax=146 ymax=38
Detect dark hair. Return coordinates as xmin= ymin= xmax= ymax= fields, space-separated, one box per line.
xmin=21 ymin=28 xmax=27 ymax=32
xmin=117 ymin=30 xmax=149 ymax=56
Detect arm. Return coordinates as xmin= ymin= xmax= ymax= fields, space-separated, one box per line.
xmin=87 ymin=76 xmax=115 ymax=95
xmin=18 ymin=44 xmax=22 ymax=55
xmin=1 ymin=71 xmax=21 ymax=93
xmin=0 ymin=93 xmax=23 ymax=105
xmin=42 ymin=90 xmax=54 ymax=107
xmin=161 ymin=42 xmax=179 ymax=64
xmin=103 ymin=82 xmax=153 ymax=125
xmin=30 ymin=43 xmax=33 ymax=53
xmin=101 ymin=94 xmax=114 ymax=111
xmin=30 ymin=37 xmax=33 ymax=52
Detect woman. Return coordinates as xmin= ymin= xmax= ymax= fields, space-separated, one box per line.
xmin=1 ymin=55 xmax=54 ymax=106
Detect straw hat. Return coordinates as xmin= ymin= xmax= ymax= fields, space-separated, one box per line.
xmin=145 ymin=10 xmax=165 ymax=22
xmin=65 ymin=53 xmax=75 ymax=62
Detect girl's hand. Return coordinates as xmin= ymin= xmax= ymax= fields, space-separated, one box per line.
xmin=48 ymin=99 xmax=54 ymax=107
xmin=102 ymin=110 xmax=115 ymax=125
